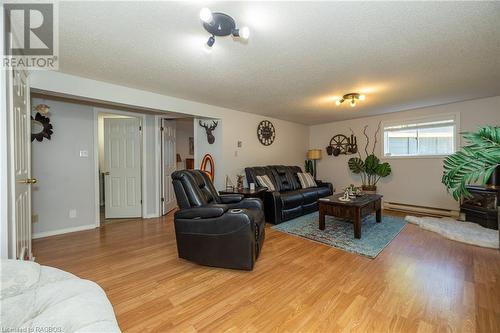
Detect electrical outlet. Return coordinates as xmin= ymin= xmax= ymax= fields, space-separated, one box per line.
xmin=79 ymin=150 xmax=88 ymax=158
xmin=69 ymin=209 xmax=77 ymax=218
xmin=32 ymin=214 xmax=38 ymax=223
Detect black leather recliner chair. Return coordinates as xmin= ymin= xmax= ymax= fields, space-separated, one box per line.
xmin=245 ymin=165 xmax=333 ymax=224
xmin=171 ymin=170 xmax=265 ymax=270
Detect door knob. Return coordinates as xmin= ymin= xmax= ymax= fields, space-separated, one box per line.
xmin=18 ymin=178 xmax=37 ymax=184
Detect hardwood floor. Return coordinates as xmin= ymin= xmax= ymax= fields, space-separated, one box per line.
xmin=33 ymin=211 xmax=500 ymax=332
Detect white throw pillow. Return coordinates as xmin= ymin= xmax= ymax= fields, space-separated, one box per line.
xmin=256 ymin=175 xmax=276 ymax=191
xmin=298 ymin=172 xmax=317 ymax=189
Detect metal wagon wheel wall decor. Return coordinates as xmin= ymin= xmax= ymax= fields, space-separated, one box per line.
xmin=326 ymin=134 xmax=358 ymax=156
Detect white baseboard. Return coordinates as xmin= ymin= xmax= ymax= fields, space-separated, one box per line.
xmin=383 ymin=201 xmax=459 ymax=218
xmin=143 ymin=213 xmax=159 ymax=219
xmin=32 ymin=224 xmax=96 ymax=239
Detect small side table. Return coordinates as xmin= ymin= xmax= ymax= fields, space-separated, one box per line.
xmin=219 ymin=187 xmax=267 ymax=200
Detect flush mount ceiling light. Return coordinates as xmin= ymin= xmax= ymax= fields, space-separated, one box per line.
xmin=335 ymin=93 xmax=366 ymax=107
xmin=199 ymin=8 xmax=249 ymax=48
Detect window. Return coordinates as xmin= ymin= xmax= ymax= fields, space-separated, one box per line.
xmin=383 ymin=115 xmax=457 ymax=157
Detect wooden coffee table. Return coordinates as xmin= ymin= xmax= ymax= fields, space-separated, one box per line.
xmin=318 ymin=193 xmax=383 ymax=239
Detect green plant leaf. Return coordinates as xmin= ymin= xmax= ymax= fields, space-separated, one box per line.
xmin=376 ymin=162 xmax=392 ymax=177
xmin=364 ymin=154 xmax=380 ymax=175
xmin=348 ymin=157 xmax=364 ymax=174
xmin=442 ymin=126 xmax=500 ymax=200
xmin=304 ymin=160 xmax=313 ymax=173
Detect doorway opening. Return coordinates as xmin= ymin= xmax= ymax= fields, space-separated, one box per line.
xmin=97 ymin=111 xmax=144 ymax=224
xmin=159 ymin=117 xmax=195 ymax=216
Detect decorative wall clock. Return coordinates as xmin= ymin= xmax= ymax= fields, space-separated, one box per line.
xmin=257 ymin=120 xmax=276 ymax=146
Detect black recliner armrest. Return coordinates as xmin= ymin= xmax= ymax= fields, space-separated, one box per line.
xmin=316 ymin=180 xmax=334 ymax=193
xmin=228 ymin=198 xmax=263 ymax=210
xmin=174 ymin=204 xmax=229 ymax=219
xmin=219 ymin=194 xmax=244 ymax=204
xmin=263 ymin=191 xmax=282 ymax=224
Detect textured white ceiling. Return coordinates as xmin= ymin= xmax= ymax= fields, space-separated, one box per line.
xmin=57 ymin=1 xmax=500 ymax=125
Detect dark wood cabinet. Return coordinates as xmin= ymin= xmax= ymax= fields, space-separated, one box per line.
xmin=185 ymin=158 xmax=194 ymax=170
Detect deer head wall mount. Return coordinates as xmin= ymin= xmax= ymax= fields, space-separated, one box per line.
xmin=199 ymin=120 xmax=218 ymax=144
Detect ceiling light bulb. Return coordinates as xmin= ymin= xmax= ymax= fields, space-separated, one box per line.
xmin=239 ymin=26 xmax=250 ymax=39
xmin=350 ymin=100 xmax=356 ymax=107
xmin=359 ymin=94 xmax=366 ymax=101
xmin=199 ymin=8 xmax=213 ymax=23
xmin=335 ymin=100 xmax=341 ymax=106
xmin=207 ymin=35 xmax=215 ymax=47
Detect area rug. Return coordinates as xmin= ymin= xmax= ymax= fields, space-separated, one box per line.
xmin=405 ymin=216 xmax=499 ymax=249
xmin=272 ymin=212 xmax=406 ymax=258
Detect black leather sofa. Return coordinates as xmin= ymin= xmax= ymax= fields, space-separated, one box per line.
xmin=171 ymin=170 xmax=265 ymax=270
xmin=245 ymin=165 xmax=333 ymax=224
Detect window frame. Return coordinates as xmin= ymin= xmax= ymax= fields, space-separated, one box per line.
xmin=381 ymin=112 xmax=460 ymax=160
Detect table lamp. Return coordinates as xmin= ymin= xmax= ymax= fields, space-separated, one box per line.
xmin=307 ymin=149 xmax=322 ymax=179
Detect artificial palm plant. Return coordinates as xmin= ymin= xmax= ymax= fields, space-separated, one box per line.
xmin=442 ymin=126 xmax=500 ymax=200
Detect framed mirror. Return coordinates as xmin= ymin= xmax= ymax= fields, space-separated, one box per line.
xmin=31 ymin=112 xmax=53 ymax=142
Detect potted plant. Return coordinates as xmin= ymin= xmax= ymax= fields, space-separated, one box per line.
xmin=348 ymin=154 xmax=391 ymax=191
xmin=305 ymin=159 xmax=313 ymax=175
xmin=347 ymin=122 xmax=392 ymax=192
xmin=442 ymin=126 xmax=500 ymax=200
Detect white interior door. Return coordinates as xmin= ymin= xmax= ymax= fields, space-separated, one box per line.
xmin=9 ymin=69 xmax=32 ymax=260
xmin=104 ymin=118 xmax=142 ymax=218
xmin=161 ymin=119 xmax=176 ymax=215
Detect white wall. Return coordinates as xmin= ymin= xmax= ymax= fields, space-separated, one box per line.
xmin=31 ymin=98 xmax=96 ymax=237
xmin=310 ymin=96 xmax=500 ymax=211
xmin=30 ymin=71 xmax=310 ymax=191
xmin=176 ymin=118 xmax=194 ymax=169
xmin=221 ymin=115 xmax=309 ymax=188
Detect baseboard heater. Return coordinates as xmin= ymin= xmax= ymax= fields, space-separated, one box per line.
xmin=383 ymin=201 xmax=459 ymax=218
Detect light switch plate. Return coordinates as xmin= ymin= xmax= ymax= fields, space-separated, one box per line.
xmin=79 ymin=150 xmax=88 ymax=157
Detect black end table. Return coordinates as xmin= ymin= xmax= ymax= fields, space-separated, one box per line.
xmin=219 ymin=187 xmax=267 ymax=200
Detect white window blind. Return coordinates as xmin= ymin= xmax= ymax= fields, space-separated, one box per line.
xmin=383 ymin=115 xmax=457 ymax=157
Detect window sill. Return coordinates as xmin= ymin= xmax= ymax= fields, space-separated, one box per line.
xmin=382 ymin=154 xmax=451 ymax=160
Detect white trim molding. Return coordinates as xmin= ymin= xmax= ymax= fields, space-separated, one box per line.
xmin=155 ymin=115 xmax=161 ymax=217
xmin=32 ymin=224 xmax=96 ymax=239
xmin=0 ymin=5 xmax=9 ymax=259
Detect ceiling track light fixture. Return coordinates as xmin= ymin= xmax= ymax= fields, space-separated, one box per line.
xmin=199 ymin=8 xmax=249 ymax=48
xmin=335 ymin=93 xmax=366 ymax=107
